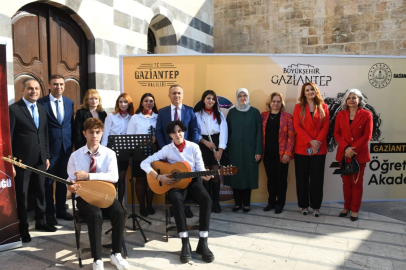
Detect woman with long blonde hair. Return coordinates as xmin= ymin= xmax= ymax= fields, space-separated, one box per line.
xmin=74 ymin=89 xmax=107 ymax=149
xmin=292 ymin=82 xmax=329 ymax=217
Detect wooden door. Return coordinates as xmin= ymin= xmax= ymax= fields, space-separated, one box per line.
xmin=12 ymin=4 xmax=49 ymax=101
xmin=12 ymin=3 xmax=87 ymax=112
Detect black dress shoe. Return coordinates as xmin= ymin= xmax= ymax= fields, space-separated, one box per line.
xmin=213 ymin=202 xmax=221 ymax=213
xmin=339 ymin=211 xmax=350 ymax=217
xmin=243 ymin=207 xmax=250 ymax=213
xmin=140 ymin=208 xmax=148 ymax=217
xmin=350 ymin=216 xmax=358 ymax=221
xmin=46 ymin=216 xmax=58 ymax=226
xmin=185 ymin=207 xmax=194 ymax=218
xmin=263 ymin=204 xmax=275 ymax=212
xmin=147 ymin=206 xmax=155 ymax=215
xmin=35 ymin=222 xmax=57 ymax=232
xmin=196 ymin=237 xmax=215 ymax=263
xmin=180 ymin=237 xmax=191 ymax=263
xmin=56 ymin=212 xmax=74 ymax=221
xmin=274 ymin=206 xmax=283 ymax=214
xmin=232 ymin=205 xmax=241 ymax=212
xmin=21 ymin=231 xmax=31 ymax=243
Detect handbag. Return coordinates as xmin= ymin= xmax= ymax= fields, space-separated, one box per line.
xmin=340 ymin=156 xmax=360 ymax=177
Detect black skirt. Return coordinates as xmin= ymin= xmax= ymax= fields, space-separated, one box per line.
xmin=199 ymin=133 xmax=227 ymax=166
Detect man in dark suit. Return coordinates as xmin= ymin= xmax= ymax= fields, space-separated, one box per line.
xmin=9 ymin=78 xmax=57 ymax=243
xmin=156 ymin=85 xmax=199 ymax=147
xmin=155 ymin=84 xmax=199 ymax=218
xmin=38 ymin=74 xmax=74 ymax=225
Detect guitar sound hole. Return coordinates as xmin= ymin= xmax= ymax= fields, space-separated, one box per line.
xmin=171 ymin=170 xmax=182 ymax=183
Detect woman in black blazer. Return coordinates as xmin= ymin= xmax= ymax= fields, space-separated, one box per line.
xmin=74 ymin=89 xmax=107 ymax=149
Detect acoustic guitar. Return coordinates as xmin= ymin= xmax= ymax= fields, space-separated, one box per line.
xmin=147 ymin=161 xmax=237 ymax=194
xmin=2 ymin=156 xmax=116 ymax=208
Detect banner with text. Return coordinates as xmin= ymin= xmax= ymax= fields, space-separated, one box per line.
xmin=121 ymin=54 xmax=406 ymax=204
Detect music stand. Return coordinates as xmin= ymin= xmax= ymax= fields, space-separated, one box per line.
xmin=108 ymin=132 xmax=154 ymax=243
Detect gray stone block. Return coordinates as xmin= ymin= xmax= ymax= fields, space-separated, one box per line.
xmin=159 ymin=34 xmax=177 ymax=46
xmin=114 ymin=10 xmax=131 ymax=30
xmin=96 ymin=0 xmax=113 ymax=7
xmin=0 ymin=14 xmax=11 ymax=38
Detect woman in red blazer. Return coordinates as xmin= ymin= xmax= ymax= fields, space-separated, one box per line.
xmin=293 ymin=82 xmax=329 ymax=217
xmin=261 ymin=92 xmax=295 ymax=214
xmin=334 ymin=89 xmax=372 ymax=221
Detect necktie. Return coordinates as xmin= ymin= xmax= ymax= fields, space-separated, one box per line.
xmin=88 ymin=151 xmax=98 ymax=173
xmin=55 ymin=100 xmax=63 ymax=125
xmin=174 ymin=107 xmax=179 ymax=121
xmin=30 ymin=104 xmax=39 ymax=128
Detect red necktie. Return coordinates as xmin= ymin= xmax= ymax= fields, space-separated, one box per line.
xmin=88 ymin=151 xmax=98 ymax=173
xmin=174 ymin=107 xmax=179 ymax=121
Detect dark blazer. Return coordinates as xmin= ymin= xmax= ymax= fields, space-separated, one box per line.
xmin=156 ymin=104 xmax=199 ymax=148
xmin=293 ymin=103 xmax=330 ymax=155
xmin=261 ymin=111 xmax=295 ymax=160
xmin=74 ymin=108 xmax=107 ymax=149
xmin=334 ymin=108 xmax=373 ymax=163
xmin=38 ymin=95 xmax=74 ymax=157
xmin=9 ymin=99 xmax=50 ymax=166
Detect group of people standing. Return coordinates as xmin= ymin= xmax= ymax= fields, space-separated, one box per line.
xmin=9 ymin=75 xmax=373 ymax=268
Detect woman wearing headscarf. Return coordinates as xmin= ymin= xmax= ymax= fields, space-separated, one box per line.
xmin=225 ymin=88 xmax=262 ymax=213
xmin=334 ymin=89 xmax=372 ymax=221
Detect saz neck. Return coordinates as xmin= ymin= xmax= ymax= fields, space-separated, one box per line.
xmin=172 ymin=170 xmax=218 ymax=179
xmin=25 ymin=165 xmax=72 ymax=185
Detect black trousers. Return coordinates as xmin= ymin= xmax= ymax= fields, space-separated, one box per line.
xmin=233 ymin=188 xmax=252 ymax=207
xmin=263 ymin=154 xmax=289 ymax=207
xmin=294 ymin=154 xmax=326 ymax=209
xmin=15 ymin=155 xmax=46 ymax=233
xmin=76 ymin=197 xmax=125 ymax=260
xmin=168 ymin=178 xmax=211 ymax=233
xmin=45 ymin=150 xmax=69 ymax=216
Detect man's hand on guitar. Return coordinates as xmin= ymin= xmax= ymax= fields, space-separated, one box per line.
xmin=67 ymin=180 xmax=81 ymax=193
xmin=202 ymin=169 xmax=214 ymax=181
xmin=74 ymin=171 xmax=90 ymax=181
xmin=160 ymin=174 xmax=175 ymax=185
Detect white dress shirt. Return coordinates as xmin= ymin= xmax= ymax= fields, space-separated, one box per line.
xmin=141 ymin=140 xmax=205 ymax=174
xmin=22 ymin=97 xmax=39 ymax=117
xmin=67 ymin=145 xmax=118 ymax=197
xmin=126 ymin=112 xmax=157 ymax=135
xmin=195 ymin=110 xmax=228 ymax=150
xmin=101 ymin=112 xmax=131 ymax=146
xmin=49 ymin=93 xmax=65 ymax=121
xmin=171 ymin=104 xmax=182 ymax=121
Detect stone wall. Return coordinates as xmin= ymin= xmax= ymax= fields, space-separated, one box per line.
xmin=214 ymin=0 xmax=406 ymax=55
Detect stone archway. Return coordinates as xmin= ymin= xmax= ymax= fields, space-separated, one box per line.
xmin=11 ymin=2 xmax=90 ymax=112
xmin=149 ymin=14 xmax=177 ymax=54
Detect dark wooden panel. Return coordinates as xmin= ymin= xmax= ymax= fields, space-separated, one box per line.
xmin=12 ymin=4 xmax=49 ymax=101
xmin=64 ymin=78 xmax=81 ymax=116
xmin=49 ymin=7 xmax=87 ymax=103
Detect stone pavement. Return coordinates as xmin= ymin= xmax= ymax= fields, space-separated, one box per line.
xmin=0 ymin=203 xmax=405 ymax=270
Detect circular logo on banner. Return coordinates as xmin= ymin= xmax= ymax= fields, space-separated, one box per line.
xmin=368 ymin=63 xmax=392 ymax=88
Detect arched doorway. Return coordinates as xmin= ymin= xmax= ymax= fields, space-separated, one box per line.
xmin=12 ymin=2 xmax=88 ymax=112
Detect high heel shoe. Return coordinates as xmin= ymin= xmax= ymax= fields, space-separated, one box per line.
xmin=339 ymin=210 xmax=350 ymax=217
xmin=313 ymin=211 xmax=320 ymax=217
xmin=232 ymin=205 xmax=241 ymax=212
xmin=301 ymin=208 xmax=308 ymax=215
xmin=350 ymin=213 xmax=358 ymax=221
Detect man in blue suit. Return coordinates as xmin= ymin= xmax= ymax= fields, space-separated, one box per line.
xmin=156 ymin=84 xmax=199 ymax=218
xmin=38 ymin=74 xmax=74 ymax=225
xmin=156 ymin=85 xmax=199 ymax=147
